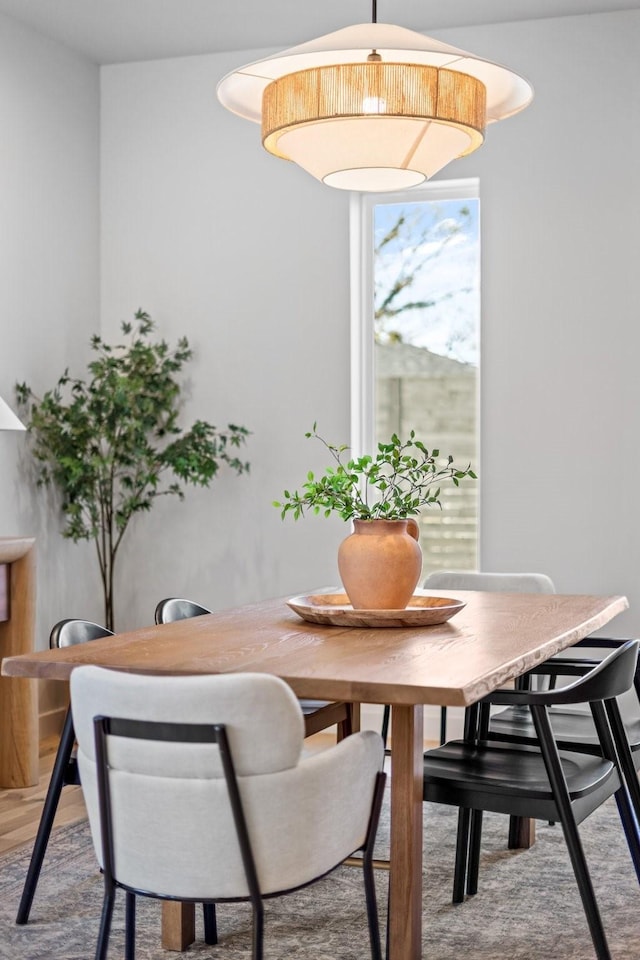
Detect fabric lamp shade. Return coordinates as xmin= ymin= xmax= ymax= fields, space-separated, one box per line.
xmin=0 ymin=395 xmax=25 ymax=431
xmin=217 ymin=22 xmax=533 ymax=192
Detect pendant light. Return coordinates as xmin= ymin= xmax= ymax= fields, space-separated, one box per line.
xmin=217 ymin=2 xmax=533 ymax=192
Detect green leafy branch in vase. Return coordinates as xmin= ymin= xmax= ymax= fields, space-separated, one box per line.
xmin=274 ymin=424 xmax=476 ymax=522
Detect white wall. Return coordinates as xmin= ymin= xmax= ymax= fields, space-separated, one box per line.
xmin=447 ymin=13 xmax=640 ymax=637
xmin=100 ymin=9 xmax=640 ymax=643
xmin=0 ymin=13 xmax=101 ymax=652
xmin=100 ymin=51 xmax=353 ymax=630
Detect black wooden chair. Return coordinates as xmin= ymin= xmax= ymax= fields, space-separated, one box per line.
xmin=490 ymin=637 xmax=640 ymax=761
xmin=16 ymin=619 xmax=114 ymax=925
xmin=155 ymin=598 xmax=358 ymax=740
xmin=423 ymin=639 xmax=640 ymax=960
xmin=482 ymin=634 xmax=640 ymax=837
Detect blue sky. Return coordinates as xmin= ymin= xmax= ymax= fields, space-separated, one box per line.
xmin=373 ymin=197 xmax=480 ymax=366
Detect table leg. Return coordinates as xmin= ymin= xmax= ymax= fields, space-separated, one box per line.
xmin=508 ymin=815 xmax=536 ymax=849
xmin=162 ymin=901 xmax=195 ymax=951
xmin=389 ymin=704 xmax=424 ymax=960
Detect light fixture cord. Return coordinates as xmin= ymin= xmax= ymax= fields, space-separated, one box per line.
xmin=368 ymin=0 xmax=381 ymax=60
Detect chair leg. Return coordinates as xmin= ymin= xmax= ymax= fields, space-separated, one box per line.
xmin=337 ymin=702 xmax=360 ymax=741
xmin=532 ymin=704 xmax=612 ymax=960
xmin=125 ymin=892 xmax=136 ymax=960
xmin=612 ymin=786 xmax=640 ymax=884
xmin=95 ymin=888 xmax=115 ymax=960
xmin=602 ymin=700 xmax=640 ymax=882
xmin=439 ymin=706 xmax=447 ymax=745
xmin=453 ymin=807 xmax=471 ymax=904
xmin=381 ymin=706 xmax=390 ymax=752
xmin=380 ymin=703 xmax=391 ymax=753
xmin=251 ymin=901 xmax=264 ymax=960
xmin=16 ymin=707 xmax=76 ymax=924
xmin=362 ymin=771 xmax=385 ymax=960
xmin=450 ymin=704 xmax=482 ymax=903
xmin=203 ymin=903 xmax=218 ymax=945
xmin=362 ymin=855 xmax=383 ymax=960
xmin=466 ymin=810 xmax=483 ymax=896
xmin=557 ymin=808 xmax=612 ymax=960
xmin=385 ymin=901 xmax=390 ymax=960
xmin=606 ymin=699 xmax=640 ymax=826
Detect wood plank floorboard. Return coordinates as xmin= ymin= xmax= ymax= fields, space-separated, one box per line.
xmin=0 ymin=736 xmax=86 ymax=856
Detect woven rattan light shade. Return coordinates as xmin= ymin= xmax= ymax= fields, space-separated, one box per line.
xmin=262 ymin=62 xmax=486 ymax=190
xmin=217 ymin=21 xmax=533 ymax=192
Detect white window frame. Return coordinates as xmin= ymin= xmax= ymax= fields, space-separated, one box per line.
xmin=349 ymin=177 xmax=480 ymax=458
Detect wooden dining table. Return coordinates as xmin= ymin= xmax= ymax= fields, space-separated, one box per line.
xmin=1 ymin=588 xmax=629 ymax=960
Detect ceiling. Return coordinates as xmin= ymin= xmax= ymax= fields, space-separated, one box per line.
xmin=0 ymin=0 xmax=636 ymax=65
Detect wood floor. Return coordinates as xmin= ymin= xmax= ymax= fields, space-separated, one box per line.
xmin=0 ymin=736 xmax=86 ymax=856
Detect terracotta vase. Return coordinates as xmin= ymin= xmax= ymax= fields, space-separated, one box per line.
xmin=337 ymin=518 xmax=422 ymax=610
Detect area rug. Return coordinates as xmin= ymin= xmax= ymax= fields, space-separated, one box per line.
xmin=1 ymin=798 xmax=639 ymax=959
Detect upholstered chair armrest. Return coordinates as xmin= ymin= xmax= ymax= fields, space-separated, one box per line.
xmin=240 ymin=729 xmax=384 ymax=894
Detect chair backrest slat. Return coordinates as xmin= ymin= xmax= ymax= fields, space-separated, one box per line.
xmin=488 ymin=640 xmax=640 ymax=708
xmin=155 ymin=598 xmax=211 ymax=624
xmin=51 ymin=618 xmax=113 ymax=649
xmin=423 ymin=570 xmax=556 ymax=594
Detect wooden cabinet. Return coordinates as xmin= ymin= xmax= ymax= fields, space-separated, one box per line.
xmin=0 ymin=537 xmax=37 ymax=787
xmin=0 ymin=563 xmax=8 ymax=621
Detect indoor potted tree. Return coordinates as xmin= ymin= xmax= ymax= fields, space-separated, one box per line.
xmin=274 ymin=424 xmax=476 ymax=610
xmin=16 ymin=310 xmax=250 ymax=630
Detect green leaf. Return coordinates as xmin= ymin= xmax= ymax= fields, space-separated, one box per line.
xmin=18 ymin=308 xmax=249 ymax=629
xmin=275 ymin=424 xmax=475 ymax=526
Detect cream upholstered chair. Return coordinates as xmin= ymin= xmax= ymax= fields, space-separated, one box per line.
xmin=70 ymin=667 xmax=385 ymax=960
xmin=422 ymin=571 xmax=556 ymax=744
xmin=155 ymin=597 xmax=357 ymax=740
xmin=422 ymin=569 xmax=556 ymax=593
xmin=16 ymin=618 xmax=217 ymax=947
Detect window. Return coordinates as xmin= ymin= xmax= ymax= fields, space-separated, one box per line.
xmin=350 ymin=178 xmax=480 ymax=573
